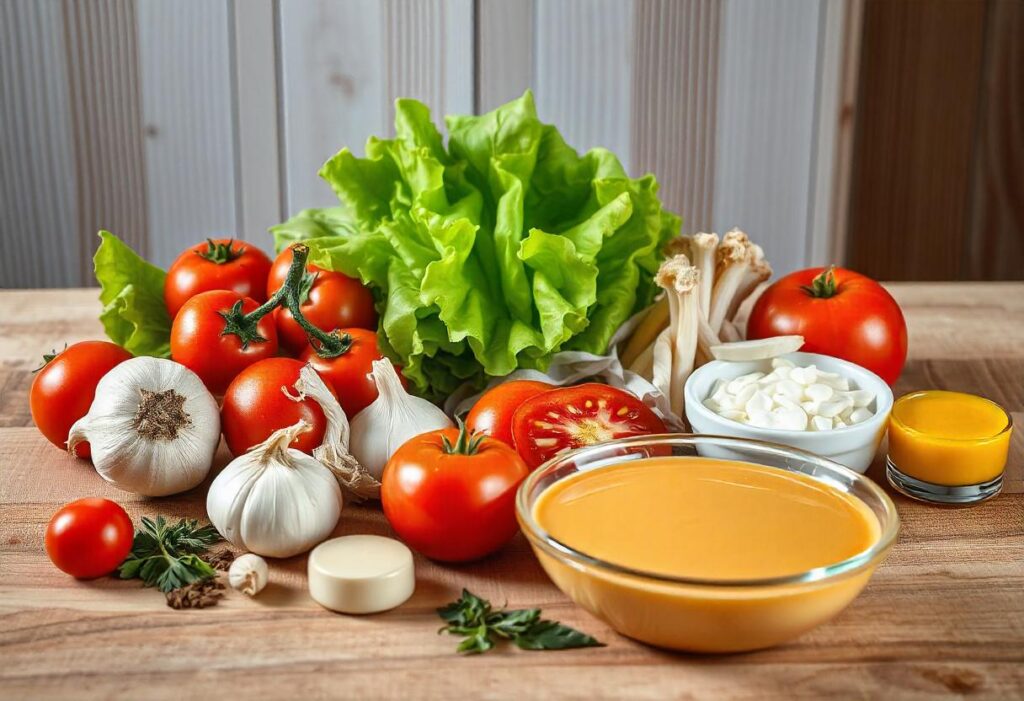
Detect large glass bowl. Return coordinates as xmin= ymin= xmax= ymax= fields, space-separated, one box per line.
xmin=515 ymin=434 xmax=900 ymax=653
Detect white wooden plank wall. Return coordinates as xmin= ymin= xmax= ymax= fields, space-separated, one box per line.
xmin=632 ymin=0 xmax=720 ymax=234
xmin=232 ymin=0 xmax=283 ymax=243
xmin=712 ymin=0 xmax=826 ymax=272
xmin=63 ymin=0 xmax=150 ymax=282
xmin=279 ymin=0 xmax=474 ymax=215
xmin=0 ymin=0 xmax=850 ymax=287
xmin=534 ymin=0 xmax=635 ymax=168
xmin=0 ymin=0 xmax=80 ymax=288
xmin=136 ymin=0 xmax=238 ymax=269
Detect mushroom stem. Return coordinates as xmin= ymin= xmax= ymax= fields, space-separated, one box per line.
xmin=708 ymin=228 xmax=755 ymax=335
xmin=690 ymin=233 xmax=719 ymax=321
xmin=653 ymin=255 xmax=701 ymax=417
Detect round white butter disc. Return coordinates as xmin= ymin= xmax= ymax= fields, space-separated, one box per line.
xmin=308 ymin=535 xmax=415 ymax=614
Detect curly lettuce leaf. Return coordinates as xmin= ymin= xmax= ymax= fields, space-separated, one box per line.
xmin=288 ymin=91 xmax=680 ymax=400
xmin=94 ymin=231 xmax=171 ymax=357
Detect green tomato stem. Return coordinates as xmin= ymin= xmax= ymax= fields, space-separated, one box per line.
xmin=218 ymin=243 xmax=352 ymax=355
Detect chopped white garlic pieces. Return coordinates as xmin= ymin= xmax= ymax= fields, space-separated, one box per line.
xmin=703 ymin=358 xmax=875 ymax=431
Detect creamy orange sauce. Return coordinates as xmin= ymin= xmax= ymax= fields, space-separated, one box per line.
xmin=534 ymin=456 xmax=879 ymax=580
xmin=888 ymin=390 xmax=1012 ymax=485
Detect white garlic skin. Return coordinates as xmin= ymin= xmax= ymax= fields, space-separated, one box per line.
xmin=229 ymin=553 xmax=269 ymax=596
xmin=206 ymin=422 xmax=343 ymax=558
xmin=348 ymin=359 xmax=453 ymax=483
xmin=67 ymin=357 xmax=220 ymax=496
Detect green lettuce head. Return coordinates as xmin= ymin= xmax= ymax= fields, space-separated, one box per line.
xmin=272 ymin=91 xmax=680 ymax=401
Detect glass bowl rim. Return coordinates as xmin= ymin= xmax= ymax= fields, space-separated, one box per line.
xmin=515 ymin=433 xmax=901 ymax=589
xmin=890 ymin=390 xmax=1013 ymax=443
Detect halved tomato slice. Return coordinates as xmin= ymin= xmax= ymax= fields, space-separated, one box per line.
xmin=511 ymin=383 xmax=666 ymax=468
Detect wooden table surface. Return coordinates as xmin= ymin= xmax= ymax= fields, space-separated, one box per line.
xmin=2 ymin=285 xmax=1023 ymax=700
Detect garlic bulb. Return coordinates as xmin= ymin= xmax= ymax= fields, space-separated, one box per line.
xmin=67 ymin=357 xmax=220 ymax=497
xmin=287 ymin=365 xmax=378 ymax=501
xmin=228 ymin=553 xmax=268 ymax=596
xmin=349 ymin=359 xmax=453 ymax=485
xmin=206 ymin=421 xmax=342 ymax=558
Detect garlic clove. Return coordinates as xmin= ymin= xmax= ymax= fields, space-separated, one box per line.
xmin=745 ymin=389 xmax=773 ymax=415
xmin=788 ymin=366 xmax=818 ymax=386
xmin=850 ymin=407 xmax=874 ymax=424
xmin=805 ymin=383 xmax=834 ymax=403
xmin=720 ymin=409 xmax=747 ymax=422
xmin=847 ymin=389 xmax=875 ymax=408
xmin=770 ymin=406 xmax=808 ymax=431
xmin=229 ymin=553 xmax=269 ymax=596
xmin=732 ymin=382 xmax=758 ymax=407
xmin=811 ymin=415 xmax=833 ymax=432
xmin=775 ymin=380 xmax=804 ymax=402
xmin=726 ymin=372 xmax=764 ymax=394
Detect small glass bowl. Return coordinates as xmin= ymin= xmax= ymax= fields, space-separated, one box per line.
xmin=516 ymin=434 xmax=900 ymax=653
xmin=886 ymin=390 xmax=1013 ymax=505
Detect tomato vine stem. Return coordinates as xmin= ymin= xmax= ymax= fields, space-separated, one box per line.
xmin=218 ymin=243 xmax=352 ymax=356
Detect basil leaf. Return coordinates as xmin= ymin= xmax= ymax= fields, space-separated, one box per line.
xmin=514 ymin=619 xmax=604 ymax=651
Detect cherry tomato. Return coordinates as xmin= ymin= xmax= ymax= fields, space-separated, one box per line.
xmin=45 ymin=498 xmax=134 ymax=579
xmin=465 ymin=380 xmax=556 ymax=447
xmin=164 ymin=238 xmax=272 ymax=319
xmin=266 ymin=246 xmax=326 ymax=296
xmin=511 ymin=384 xmax=667 ymax=469
xmin=170 ymin=290 xmax=278 ymax=394
xmin=275 ymin=275 xmax=378 ymax=354
xmin=221 ymin=358 xmax=334 ymax=456
xmin=30 ymin=341 xmax=132 ymax=458
xmin=381 ymin=425 xmax=529 ymax=562
xmin=746 ymin=266 xmax=908 ymax=385
xmin=300 ymin=328 xmax=403 ymax=418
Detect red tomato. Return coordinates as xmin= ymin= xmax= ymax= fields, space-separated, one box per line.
xmin=221 ymin=358 xmax=335 ymax=456
xmin=746 ymin=266 xmax=908 ymax=385
xmin=274 ymin=275 xmax=378 ymax=354
xmin=266 ymin=246 xmax=326 ymax=296
xmin=30 ymin=341 xmax=132 ymax=458
xmin=381 ymin=425 xmax=529 ymax=562
xmin=465 ymin=380 xmax=556 ymax=447
xmin=300 ymin=328 xmax=402 ymax=418
xmin=45 ymin=498 xmax=134 ymax=579
xmin=511 ymin=384 xmax=667 ymax=469
xmin=170 ymin=290 xmax=278 ymax=394
xmin=164 ymin=238 xmax=272 ymax=319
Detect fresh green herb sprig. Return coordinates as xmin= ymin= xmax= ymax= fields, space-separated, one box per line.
xmin=118 ymin=516 xmax=223 ymax=592
xmin=437 ymin=589 xmax=603 ymax=654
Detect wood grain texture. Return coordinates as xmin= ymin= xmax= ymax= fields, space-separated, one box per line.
xmin=847 ymin=0 xmax=990 ymax=281
xmin=62 ymin=0 xmax=150 ymax=281
xmin=965 ymin=0 xmax=1024 ymax=281
xmin=0 ymin=284 xmax=1022 ymax=699
xmin=0 ymin=0 xmax=81 ymax=289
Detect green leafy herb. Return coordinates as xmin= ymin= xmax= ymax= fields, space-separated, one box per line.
xmin=437 ymin=589 xmax=603 ymax=654
xmin=272 ymin=91 xmax=680 ymax=401
xmin=94 ymin=231 xmax=171 ymax=357
xmin=118 ymin=516 xmax=223 ymax=592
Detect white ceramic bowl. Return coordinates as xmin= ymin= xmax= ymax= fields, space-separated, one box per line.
xmin=683 ymin=352 xmax=893 ymax=473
